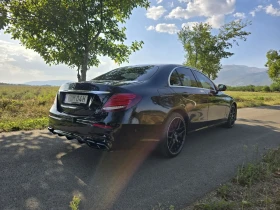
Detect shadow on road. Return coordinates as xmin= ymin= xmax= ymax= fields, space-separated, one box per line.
xmin=252 ymin=105 xmax=280 ymax=111
xmin=0 ymin=118 xmax=279 ymax=210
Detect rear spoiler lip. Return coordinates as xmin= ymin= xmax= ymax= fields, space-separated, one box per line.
xmin=59 ymin=90 xmax=110 ymax=94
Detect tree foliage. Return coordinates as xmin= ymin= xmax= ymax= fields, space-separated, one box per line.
xmin=178 ymin=20 xmax=251 ymax=80
xmin=0 ymin=0 xmax=149 ymax=81
xmin=265 ymin=50 xmax=280 ymax=83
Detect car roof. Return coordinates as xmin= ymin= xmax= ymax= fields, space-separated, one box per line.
xmin=121 ymin=64 xmax=181 ymax=67
xmin=120 ymin=64 xmax=202 ymax=71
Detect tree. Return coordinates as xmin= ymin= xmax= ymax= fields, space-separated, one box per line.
xmin=265 ymin=50 xmax=280 ymax=83
xmin=0 ymin=0 xmax=149 ymax=81
xmin=178 ymin=20 xmax=251 ymax=79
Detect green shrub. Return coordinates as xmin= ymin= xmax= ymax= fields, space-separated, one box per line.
xmin=216 ymin=185 xmax=230 ymax=200
xmin=69 ymin=196 xmax=81 ymax=210
xmin=254 ymin=86 xmax=262 ymax=92
xmin=270 ymin=83 xmax=280 ymax=92
xmin=194 ymin=200 xmax=235 ymax=210
xmin=227 ymin=84 xmax=279 ymax=92
xmin=262 ymin=86 xmax=271 ymax=92
xmin=235 ymin=163 xmax=267 ymax=187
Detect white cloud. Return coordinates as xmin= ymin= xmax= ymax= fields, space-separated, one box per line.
xmin=249 ymin=5 xmax=263 ymax=17
xmin=146 ymin=6 xmax=167 ymax=20
xmin=0 ymin=40 xmax=38 ymax=63
xmin=146 ymin=25 xmax=155 ymax=31
xmin=205 ymin=15 xmax=225 ymax=28
xmin=147 ymin=23 xmax=179 ymax=34
xmin=156 ymin=23 xmax=179 ymax=34
xmin=233 ymin=12 xmax=246 ymax=19
xmin=166 ymin=0 xmax=236 ymax=19
xmin=249 ymin=11 xmax=255 ymax=17
xmin=156 ymin=0 xmax=163 ymax=4
xmin=265 ymin=4 xmax=280 ymax=16
xmin=169 ymin=1 xmax=174 ymax=8
xmin=181 ymin=22 xmax=199 ymax=29
xmin=181 ymin=15 xmax=224 ymax=30
xmin=250 ymin=3 xmax=280 ymax=17
xmin=178 ymin=0 xmax=191 ymax=2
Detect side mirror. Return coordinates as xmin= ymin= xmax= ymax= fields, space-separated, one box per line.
xmin=218 ymin=84 xmax=227 ymax=91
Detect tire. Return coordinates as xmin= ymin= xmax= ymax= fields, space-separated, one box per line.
xmin=224 ymin=104 xmax=237 ymax=128
xmin=159 ymin=113 xmax=187 ymax=158
xmin=77 ymin=139 xmax=85 ymax=144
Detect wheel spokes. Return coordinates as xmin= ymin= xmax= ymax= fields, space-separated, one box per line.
xmin=167 ymin=118 xmax=186 ymax=154
xmin=229 ymin=107 xmax=236 ymax=125
xmin=177 ymin=128 xmax=185 ymax=137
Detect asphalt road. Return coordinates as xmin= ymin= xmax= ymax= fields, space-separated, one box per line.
xmin=1 ymin=106 xmax=280 ymax=210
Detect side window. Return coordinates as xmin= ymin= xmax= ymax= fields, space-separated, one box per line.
xmin=176 ymin=68 xmax=198 ymax=87
xmin=193 ymin=71 xmax=216 ymax=91
xmin=169 ymin=70 xmax=182 ymax=86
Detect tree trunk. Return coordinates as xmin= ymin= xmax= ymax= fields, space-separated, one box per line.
xmin=77 ymin=66 xmax=81 ymax=82
xmin=80 ymin=48 xmax=89 ymax=82
xmin=81 ymin=65 xmax=87 ymax=82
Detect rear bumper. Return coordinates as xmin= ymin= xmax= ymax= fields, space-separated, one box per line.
xmin=48 ymin=126 xmax=114 ymax=150
xmin=48 ymin=113 xmax=161 ymax=151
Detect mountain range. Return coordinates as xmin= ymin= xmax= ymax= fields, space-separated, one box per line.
xmin=24 ymin=80 xmax=73 ymax=86
xmin=214 ymin=65 xmax=272 ymax=86
xmin=16 ymin=65 xmax=272 ymax=87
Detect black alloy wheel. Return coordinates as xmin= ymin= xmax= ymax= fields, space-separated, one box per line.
xmin=160 ymin=113 xmax=187 ymax=158
xmin=224 ymin=104 xmax=237 ymax=128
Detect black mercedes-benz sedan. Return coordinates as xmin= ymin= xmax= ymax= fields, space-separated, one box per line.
xmin=48 ymin=64 xmax=237 ymax=158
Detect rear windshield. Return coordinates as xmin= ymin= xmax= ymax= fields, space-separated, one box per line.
xmin=92 ymin=65 xmax=159 ymax=81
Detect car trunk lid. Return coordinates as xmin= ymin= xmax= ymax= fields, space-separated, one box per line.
xmin=57 ymin=81 xmax=138 ymax=116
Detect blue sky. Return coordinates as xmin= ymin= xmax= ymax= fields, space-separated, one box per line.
xmin=0 ymin=0 xmax=280 ymax=83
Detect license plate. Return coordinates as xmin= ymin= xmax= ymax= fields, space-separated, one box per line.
xmin=64 ymin=94 xmax=88 ymax=104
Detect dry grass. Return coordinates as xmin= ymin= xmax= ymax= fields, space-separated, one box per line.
xmin=225 ymin=91 xmax=280 ymax=108
xmin=0 ymin=85 xmax=58 ymax=132
xmin=184 ymin=148 xmax=280 ymax=210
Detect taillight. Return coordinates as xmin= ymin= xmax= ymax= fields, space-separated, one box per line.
xmin=93 ymin=123 xmax=113 ymax=129
xmin=102 ymin=93 xmax=141 ymax=112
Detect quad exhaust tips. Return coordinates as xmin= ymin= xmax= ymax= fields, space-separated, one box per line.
xmin=86 ymin=139 xmax=111 ymax=150
xmin=48 ymin=127 xmax=111 ymax=151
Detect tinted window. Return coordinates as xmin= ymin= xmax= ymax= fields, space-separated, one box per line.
xmin=193 ymin=71 xmax=216 ymax=90
xmin=92 ymin=65 xmax=158 ymax=81
xmin=169 ymin=70 xmax=182 ymax=86
xmin=176 ymin=68 xmax=198 ymax=87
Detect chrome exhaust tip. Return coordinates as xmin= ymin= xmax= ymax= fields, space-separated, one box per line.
xmin=86 ymin=139 xmax=110 ymax=151
xmin=48 ymin=127 xmax=54 ymax=133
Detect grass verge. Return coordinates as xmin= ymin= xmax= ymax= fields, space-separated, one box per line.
xmin=225 ymin=91 xmax=280 ymax=108
xmin=184 ymin=147 xmax=280 ymax=210
xmin=0 ymin=85 xmax=58 ymax=132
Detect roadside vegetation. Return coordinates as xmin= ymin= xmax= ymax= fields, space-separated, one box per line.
xmin=184 ymin=147 xmax=280 ymax=210
xmin=69 ymin=195 xmax=81 ymax=210
xmin=0 ymin=85 xmax=279 ymax=132
xmin=0 ymin=85 xmax=57 ymax=132
xmin=227 ymin=83 xmax=280 ymax=92
xmin=225 ymin=91 xmax=280 ymax=108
